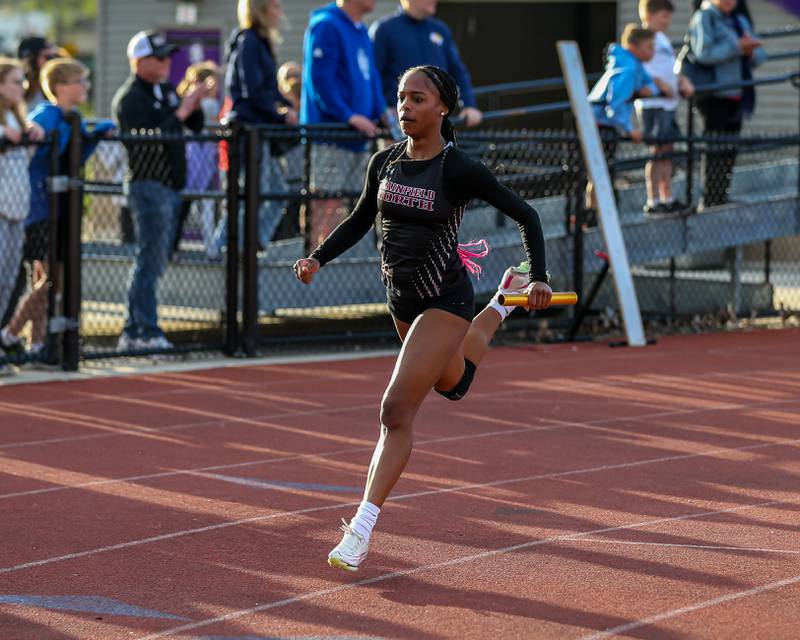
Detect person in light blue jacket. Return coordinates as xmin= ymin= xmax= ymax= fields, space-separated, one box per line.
xmin=588 ymin=26 xmax=659 ymax=141
xmin=585 ymin=25 xmax=660 ymax=225
xmin=300 ymin=0 xmax=389 ymax=249
xmin=686 ymin=0 xmax=765 ymax=208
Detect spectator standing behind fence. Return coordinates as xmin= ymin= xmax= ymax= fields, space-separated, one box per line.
xmin=0 ymin=59 xmax=43 ymax=371
xmin=174 ymin=61 xmax=221 ymax=258
xmin=214 ymin=0 xmax=296 ymax=256
xmin=680 ymin=0 xmax=765 ymax=209
xmin=635 ymin=0 xmax=694 ymax=217
xmin=17 ymin=36 xmax=58 ymax=110
xmin=1 ymin=58 xmax=106 ymax=360
xmin=112 ymin=31 xmax=205 ymax=351
xmin=369 ymin=0 xmax=483 ymax=128
xmin=0 ymin=37 xmax=60 ymax=334
xmin=301 ymin=0 xmax=388 ymax=249
xmin=586 ymin=25 xmax=659 ymax=226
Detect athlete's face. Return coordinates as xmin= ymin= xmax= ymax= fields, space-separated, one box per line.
xmin=397 ymin=71 xmax=447 ymax=139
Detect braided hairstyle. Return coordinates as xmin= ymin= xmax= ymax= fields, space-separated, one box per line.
xmin=400 ymin=65 xmax=460 ymax=145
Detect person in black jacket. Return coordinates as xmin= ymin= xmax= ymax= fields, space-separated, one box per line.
xmin=112 ymin=30 xmax=205 ymax=351
xmin=212 ymin=0 xmax=296 ymax=254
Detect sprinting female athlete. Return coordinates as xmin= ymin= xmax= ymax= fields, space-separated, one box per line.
xmin=293 ymin=65 xmax=551 ymax=571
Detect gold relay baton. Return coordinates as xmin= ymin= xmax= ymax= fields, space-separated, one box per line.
xmin=497 ymin=291 xmax=578 ymax=307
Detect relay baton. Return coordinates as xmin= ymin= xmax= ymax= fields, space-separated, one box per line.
xmin=497 ymin=291 xmax=578 ymax=307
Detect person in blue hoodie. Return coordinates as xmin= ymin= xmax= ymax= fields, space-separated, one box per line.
xmin=585 ymin=25 xmax=661 ymax=224
xmin=1 ymin=58 xmax=114 ymax=356
xmin=213 ymin=0 xmax=296 ymax=254
xmin=369 ymin=0 xmax=483 ymax=128
xmin=300 ymin=0 xmax=389 ymax=249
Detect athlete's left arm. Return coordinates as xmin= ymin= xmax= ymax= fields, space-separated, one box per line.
xmin=453 ymin=155 xmax=548 ymax=283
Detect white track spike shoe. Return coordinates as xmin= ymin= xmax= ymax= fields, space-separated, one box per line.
xmin=327 ymin=519 xmax=369 ymax=572
xmin=498 ymin=260 xmax=531 ymax=296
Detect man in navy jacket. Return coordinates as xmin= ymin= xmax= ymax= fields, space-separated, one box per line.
xmin=369 ymin=0 xmax=483 ymax=127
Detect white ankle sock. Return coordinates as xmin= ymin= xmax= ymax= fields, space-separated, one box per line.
xmin=350 ymin=500 xmax=380 ymax=541
xmin=488 ymin=296 xmax=512 ymax=321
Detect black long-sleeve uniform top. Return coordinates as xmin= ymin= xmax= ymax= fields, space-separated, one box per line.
xmin=311 ymin=143 xmax=547 ymax=300
xmin=112 ymin=75 xmax=204 ymax=189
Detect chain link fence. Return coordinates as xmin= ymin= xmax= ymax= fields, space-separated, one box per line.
xmin=0 ymin=135 xmax=62 ymax=371
xmin=1 ymin=109 xmax=798 ymax=371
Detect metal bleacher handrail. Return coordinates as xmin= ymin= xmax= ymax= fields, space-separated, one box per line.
xmin=471 ymin=26 xmax=800 ymax=101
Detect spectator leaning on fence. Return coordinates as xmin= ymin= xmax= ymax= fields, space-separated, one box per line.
xmin=586 ymin=25 xmax=659 ymax=225
xmin=0 ymin=59 xmax=43 ymax=370
xmin=635 ymin=0 xmax=694 ymax=217
xmin=369 ymin=0 xmax=483 ymax=128
xmin=1 ymin=58 xmax=114 ymax=361
xmin=301 ymin=0 xmax=388 ymax=249
xmin=112 ymin=30 xmax=205 ymax=351
xmin=215 ymin=0 xmax=296 ymax=255
xmin=680 ymin=0 xmax=765 ymax=209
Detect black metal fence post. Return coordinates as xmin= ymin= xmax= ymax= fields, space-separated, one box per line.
xmin=686 ymin=97 xmax=695 ymax=207
xmin=242 ymin=126 xmax=260 ymax=357
xmin=44 ymin=130 xmax=61 ymax=366
xmin=224 ymin=124 xmax=241 ymax=356
xmin=302 ymin=128 xmax=312 ymax=254
xmin=62 ymin=113 xmax=83 ymax=371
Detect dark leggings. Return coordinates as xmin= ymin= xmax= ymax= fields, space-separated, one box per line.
xmin=696 ymin=97 xmax=743 ymax=207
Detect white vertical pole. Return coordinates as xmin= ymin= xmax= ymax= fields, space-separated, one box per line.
xmin=557 ymin=41 xmax=647 ymax=347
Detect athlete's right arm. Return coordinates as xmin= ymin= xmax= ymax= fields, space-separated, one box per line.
xmin=297 ymin=151 xmax=384 ymax=281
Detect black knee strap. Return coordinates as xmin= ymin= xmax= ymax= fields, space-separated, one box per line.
xmin=436 ymin=358 xmax=476 ymax=401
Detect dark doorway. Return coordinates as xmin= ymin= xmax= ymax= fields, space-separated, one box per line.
xmin=436 ymin=1 xmax=617 ymax=128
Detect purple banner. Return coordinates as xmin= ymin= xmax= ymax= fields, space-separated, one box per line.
xmin=165 ymin=29 xmax=223 ymax=88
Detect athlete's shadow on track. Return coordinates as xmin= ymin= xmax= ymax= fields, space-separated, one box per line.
xmin=376 ymin=579 xmax=683 ymax=640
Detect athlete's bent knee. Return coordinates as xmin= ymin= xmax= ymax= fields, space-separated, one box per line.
xmin=380 ymin=395 xmax=414 ymax=431
xmin=435 ymin=358 xmax=476 ymax=401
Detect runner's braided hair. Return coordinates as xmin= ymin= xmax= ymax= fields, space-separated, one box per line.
xmin=402 ymin=65 xmax=460 ymax=146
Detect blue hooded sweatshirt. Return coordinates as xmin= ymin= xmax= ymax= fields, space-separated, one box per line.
xmin=369 ymin=9 xmax=477 ymax=110
xmin=27 ymin=103 xmax=114 ymax=226
xmin=588 ymin=44 xmax=657 ymax=134
xmin=300 ymin=3 xmax=386 ymax=135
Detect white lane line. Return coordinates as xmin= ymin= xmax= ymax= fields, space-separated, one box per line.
xmin=2 ymin=431 xmax=799 ymax=576
xmin=579 ymin=573 xmax=800 ymax=640
xmin=135 ymin=497 xmax=796 ymax=640
xmin=560 ymin=538 xmax=800 ymax=556
xmin=3 ymin=357 xmax=798 ymax=451
xmin=3 ymin=392 xmax=797 ymax=501
xmin=0 ymin=400 xmax=376 ymax=451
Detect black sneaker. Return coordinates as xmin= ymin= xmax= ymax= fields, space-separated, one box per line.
xmin=643 ymin=202 xmax=666 ymax=215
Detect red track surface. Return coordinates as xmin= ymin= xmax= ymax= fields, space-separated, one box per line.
xmin=2 ymin=329 xmax=800 ymax=639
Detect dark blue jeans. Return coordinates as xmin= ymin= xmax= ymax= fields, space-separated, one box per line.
xmin=124 ymin=181 xmax=181 ymax=339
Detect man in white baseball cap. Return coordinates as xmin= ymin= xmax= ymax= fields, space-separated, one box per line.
xmin=111 ymin=30 xmax=205 ymax=352
xmin=126 ymin=30 xmax=179 ymax=60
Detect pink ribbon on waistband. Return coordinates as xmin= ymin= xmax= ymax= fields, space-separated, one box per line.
xmin=457 ymin=239 xmax=490 ymax=278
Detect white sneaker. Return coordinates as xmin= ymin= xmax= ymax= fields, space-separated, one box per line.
xmin=116 ymin=333 xmax=142 ymax=351
xmin=138 ymin=335 xmax=174 ymax=350
xmin=327 ymin=519 xmax=369 ymax=572
xmin=498 ymin=260 xmax=530 ymax=295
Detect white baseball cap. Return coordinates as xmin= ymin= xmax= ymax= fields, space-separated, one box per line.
xmin=127 ymin=30 xmax=178 ymax=60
